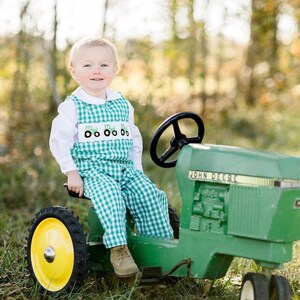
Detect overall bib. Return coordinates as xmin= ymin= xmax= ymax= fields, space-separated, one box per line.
xmin=71 ymin=95 xmax=173 ymax=248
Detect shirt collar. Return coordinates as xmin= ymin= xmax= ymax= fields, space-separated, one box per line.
xmin=72 ymin=87 xmax=121 ymax=105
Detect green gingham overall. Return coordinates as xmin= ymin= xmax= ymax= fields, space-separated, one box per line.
xmin=70 ymin=95 xmax=173 ymax=248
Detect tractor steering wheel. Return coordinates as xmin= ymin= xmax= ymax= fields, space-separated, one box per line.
xmin=150 ymin=112 xmax=205 ymax=168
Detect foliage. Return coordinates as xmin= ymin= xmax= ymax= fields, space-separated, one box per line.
xmin=1 ymin=0 xmax=300 ymax=298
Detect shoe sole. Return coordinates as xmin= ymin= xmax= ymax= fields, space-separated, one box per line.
xmin=115 ymin=271 xmax=138 ymax=278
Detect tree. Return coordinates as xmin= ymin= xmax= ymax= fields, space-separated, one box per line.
xmin=101 ymin=0 xmax=110 ymax=36
xmin=8 ymin=0 xmax=31 ymax=150
xmin=43 ymin=0 xmax=62 ymax=110
xmin=245 ymin=0 xmax=279 ymax=106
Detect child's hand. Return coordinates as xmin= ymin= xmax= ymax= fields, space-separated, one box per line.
xmin=66 ymin=170 xmax=84 ymax=197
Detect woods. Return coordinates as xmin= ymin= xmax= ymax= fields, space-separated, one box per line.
xmin=1 ymin=0 xmax=300 ymax=298
xmin=1 ymin=0 xmax=300 ymax=213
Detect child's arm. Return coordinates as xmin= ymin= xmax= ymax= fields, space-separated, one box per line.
xmin=49 ymin=99 xmax=84 ymax=194
xmin=127 ymin=102 xmax=143 ymax=171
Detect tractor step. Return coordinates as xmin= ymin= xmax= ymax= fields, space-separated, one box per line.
xmin=139 ymin=266 xmax=162 ymax=285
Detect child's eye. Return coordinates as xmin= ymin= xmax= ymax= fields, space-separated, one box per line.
xmin=83 ymin=64 xmax=91 ymax=68
xmin=101 ymin=64 xmax=109 ymax=68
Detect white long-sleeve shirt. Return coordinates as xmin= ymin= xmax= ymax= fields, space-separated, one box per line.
xmin=49 ymin=87 xmax=143 ymax=174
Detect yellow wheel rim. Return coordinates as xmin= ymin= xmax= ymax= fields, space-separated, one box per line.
xmin=30 ymin=218 xmax=74 ymax=292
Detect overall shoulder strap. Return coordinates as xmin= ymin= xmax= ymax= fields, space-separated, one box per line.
xmin=68 ymin=95 xmax=88 ymax=124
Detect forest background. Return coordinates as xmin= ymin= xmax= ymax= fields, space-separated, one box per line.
xmin=1 ymin=0 xmax=300 ymax=299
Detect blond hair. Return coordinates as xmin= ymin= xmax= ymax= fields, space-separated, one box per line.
xmin=68 ymin=36 xmax=119 ymax=71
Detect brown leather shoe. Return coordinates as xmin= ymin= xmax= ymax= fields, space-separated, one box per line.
xmin=110 ymin=245 xmax=139 ymax=277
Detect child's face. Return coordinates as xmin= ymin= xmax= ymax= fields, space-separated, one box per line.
xmin=69 ymin=45 xmax=116 ymax=98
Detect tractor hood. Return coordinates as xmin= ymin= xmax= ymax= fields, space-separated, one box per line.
xmin=178 ymin=143 xmax=300 ymax=182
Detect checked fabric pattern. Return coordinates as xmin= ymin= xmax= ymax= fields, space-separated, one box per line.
xmin=71 ymin=95 xmax=133 ymax=171
xmin=70 ymin=95 xmax=173 ymax=248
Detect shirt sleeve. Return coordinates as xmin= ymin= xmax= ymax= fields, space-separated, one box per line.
xmin=127 ymin=102 xmax=143 ymax=172
xmin=49 ymin=99 xmax=78 ymax=174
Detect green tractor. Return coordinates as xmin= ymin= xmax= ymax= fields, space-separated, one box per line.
xmin=121 ymin=123 xmax=130 ymax=136
xmin=104 ymin=124 xmax=117 ymax=137
xmin=26 ymin=112 xmax=300 ymax=299
xmin=84 ymin=125 xmax=100 ymax=138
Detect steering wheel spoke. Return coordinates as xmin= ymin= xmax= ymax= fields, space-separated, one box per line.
xmin=186 ymin=136 xmax=203 ymax=144
xmin=172 ymin=121 xmax=183 ymax=139
xmin=161 ymin=146 xmax=178 ymax=162
xmin=150 ymin=112 xmax=205 ymax=168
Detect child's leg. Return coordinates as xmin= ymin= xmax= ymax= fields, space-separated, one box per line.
xmin=83 ymin=170 xmax=139 ymax=277
xmin=83 ymin=171 xmax=128 ymax=248
xmin=122 ymin=168 xmax=173 ymax=238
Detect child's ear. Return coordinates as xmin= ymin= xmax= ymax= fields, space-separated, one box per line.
xmin=68 ymin=66 xmax=77 ymax=80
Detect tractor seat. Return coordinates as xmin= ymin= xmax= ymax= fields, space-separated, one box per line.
xmin=63 ymin=183 xmax=91 ymax=200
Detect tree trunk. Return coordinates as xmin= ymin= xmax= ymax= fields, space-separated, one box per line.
xmin=8 ymin=0 xmax=31 ymax=152
xmin=245 ymin=0 xmax=279 ymax=106
xmin=215 ymin=4 xmax=228 ymax=101
xmin=46 ymin=0 xmax=62 ymax=110
xmin=187 ymin=0 xmax=197 ymax=86
xmin=198 ymin=1 xmax=208 ymax=114
xmin=101 ymin=0 xmax=109 ymax=36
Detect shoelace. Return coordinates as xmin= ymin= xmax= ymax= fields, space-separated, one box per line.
xmin=116 ymin=246 xmax=132 ymax=260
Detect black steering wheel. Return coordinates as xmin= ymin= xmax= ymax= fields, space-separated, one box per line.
xmin=150 ymin=112 xmax=205 ymax=168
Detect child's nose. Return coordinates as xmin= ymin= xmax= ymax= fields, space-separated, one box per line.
xmin=93 ymin=65 xmax=102 ymax=73
xmin=93 ymin=67 xmax=101 ymax=73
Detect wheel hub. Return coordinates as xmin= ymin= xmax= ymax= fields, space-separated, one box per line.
xmin=44 ymin=246 xmax=55 ymax=263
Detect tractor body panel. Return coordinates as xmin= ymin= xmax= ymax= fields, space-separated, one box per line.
xmin=171 ymin=144 xmax=300 ymax=277
xmin=86 ymin=143 xmax=300 ymax=280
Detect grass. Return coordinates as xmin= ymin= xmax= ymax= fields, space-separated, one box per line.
xmin=1 ymin=206 xmax=300 ymax=300
xmin=2 ymin=103 xmax=300 ymax=299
